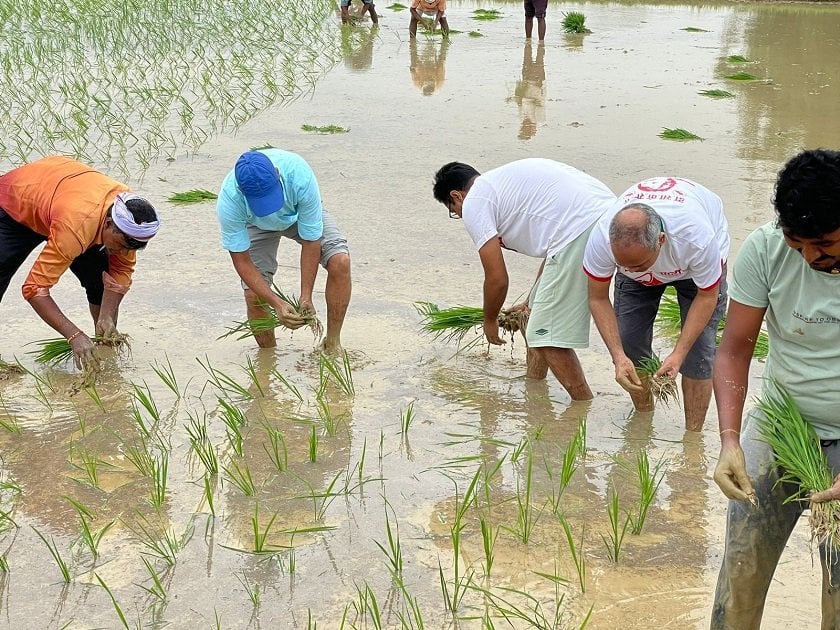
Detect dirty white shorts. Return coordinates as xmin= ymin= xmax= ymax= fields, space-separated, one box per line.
xmin=525 ymin=224 xmax=593 ymax=349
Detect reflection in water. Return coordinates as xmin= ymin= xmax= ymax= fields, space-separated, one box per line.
xmin=720 ymin=6 xmax=840 ymax=164
xmin=409 ymin=39 xmax=449 ymax=96
xmin=508 ymin=41 xmax=546 ymax=140
xmin=341 ymin=25 xmax=378 ymax=72
xmin=0 ymin=1 xmax=345 ymax=178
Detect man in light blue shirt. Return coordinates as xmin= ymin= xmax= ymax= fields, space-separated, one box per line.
xmin=216 ymin=149 xmax=351 ymax=352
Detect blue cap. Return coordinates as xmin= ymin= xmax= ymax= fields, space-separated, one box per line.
xmin=234 ymin=151 xmax=285 ymax=217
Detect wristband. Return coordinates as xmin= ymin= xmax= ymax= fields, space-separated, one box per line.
xmin=66 ymin=330 xmax=83 ymax=343
xmin=719 ymin=428 xmax=740 ymax=436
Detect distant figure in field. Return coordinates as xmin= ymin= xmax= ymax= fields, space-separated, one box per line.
xmin=409 ymin=38 xmax=449 ymax=96
xmin=410 ymin=0 xmax=449 ymax=38
xmin=525 ymin=0 xmax=548 ymax=41
xmin=341 ymin=0 xmax=378 ymax=26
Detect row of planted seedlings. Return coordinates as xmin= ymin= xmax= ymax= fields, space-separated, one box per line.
xmin=0 ymin=347 xmax=376 ymax=627
xmin=0 ymin=0 xmax=353 ymax=176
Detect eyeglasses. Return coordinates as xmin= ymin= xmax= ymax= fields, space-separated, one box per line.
xmin=118 ymin=228 xmax=148 ymax=250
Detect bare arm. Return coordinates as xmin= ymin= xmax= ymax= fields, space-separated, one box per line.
xmin=298 ymin=240 xmax=321 ymax=311
xmin=478 ymin=238 xmax=508 ymax=345
xmin=659 ymin=285 xmax=719 ymax=376
xmin=29 ymin=294 xmax=97 ymax=369
xmin=95 ymin=289 xmax=125 ymax=337
xmin=230 ymin=251 xmax=305 ymax=328
xmin=588 ymin=276 xmax=643 ymax=392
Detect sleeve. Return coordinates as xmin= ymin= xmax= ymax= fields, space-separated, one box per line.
xmin=106 ymin=251 xmax=136 ymax=288
xmin=293 ymin=170 xmax=324 ymax=242
xmin=582 ymin=224 xmax=616 ymax=280
xmin=687 ymin=239 xmax=724 ymax=290
xmin=462 ymin=196 xmax=499 ymax=250
xmin=216 ymin=185 xmax=251 ymax=252
xmin=728 ymin=228 xmax=770 ymax=308
xmin=20 ymin=222 xmax=85 ymax=301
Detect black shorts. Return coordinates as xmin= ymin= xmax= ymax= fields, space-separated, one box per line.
xmin=0 ymin=208 xmax=108 ymax=305
xmin=524 ymin=0 xmax=548 ymax=19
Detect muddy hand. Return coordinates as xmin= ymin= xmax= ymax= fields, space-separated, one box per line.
xmin=655 ymin=353 xmax=682 ymax=379
xmin=298 ymin=298 xmax=316 ymax=317
xmin=615 ymin=356 xmax=644 ymax=392
xmin=483 ymin=319 xmax=506 ymax=346
xmin=276 ymin=301 xmax=306 ymax=330
xmin=811 ymin=473 xmax=840 ymax=503
xmin=503 ymin=302 xmax=530 ymax=316
xmin=95 ymin=316 xmax=118 ymax=340
xmin=713 ymin=445 xmax=755 ymax=502
xmin=70 ymin=334 xmax=99 ymax=371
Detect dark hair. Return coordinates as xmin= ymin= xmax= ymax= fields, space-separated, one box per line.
xmin=107 ymin=197 xmax=158 ymax=250
xmin=774 ymin=149 xmax=840 ymax=239
xmin=432 ymin=162 xmax=480 ymax=204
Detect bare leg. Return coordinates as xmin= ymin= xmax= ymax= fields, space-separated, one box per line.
xmin=537 ymin=17 xmax=546 ymax=41
xmin=439 ymin=16 xmax=449 ymax=36
xmin=341 ymin=5 xmax=350 ymax=24
xmin=244 ymin=289 xmax=277 ymax=348
xmin=630 ymin=385 xmax=654 ymax=413
xmin=89 ymin=303 xmax=100 ymax=326
xmin=525 ymin=346 xmax=548 ymax=380
xmin=682 ymin=376 xmax=712 ymax=431
xmin=323 ymin=253 xmax=351 ymax=354
xmin=525 ymin=16 xmax=534 ymax=38
xmin=533 ymin=347 xmax=592 ymax=401
xmin=364 ymin=4 xmax=379 ymax=25
xmin=409 ymin=16 xmax=418 ymax=37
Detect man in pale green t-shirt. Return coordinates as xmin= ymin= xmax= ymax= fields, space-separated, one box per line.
xmin=711 ymin=148 xmax=840 ymax=628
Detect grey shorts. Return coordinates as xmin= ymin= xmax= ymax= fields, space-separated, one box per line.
xmin=613 ymin=269 xmax=727 ymax=379
xmin=242 ymin=209 xmax=349 ymax=290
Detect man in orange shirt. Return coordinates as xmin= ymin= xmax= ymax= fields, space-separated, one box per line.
xmin=410 ymin=0 xmax=449 ymax=37
xmin=0 ymin=156 xmax=161 ymax=369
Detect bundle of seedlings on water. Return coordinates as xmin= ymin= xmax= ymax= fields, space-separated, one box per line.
xmin=725 ymin=71 xmax=759 ymax=81
xmin=219 ymin=285 xmax=323 ymax=341
xmin=659 ymin=127 xmax=704 ymax=141
xmin=301 ymin=123 xmax=349 ymax=134
xmin=562 ymin=11 xmax=589 ymax=33
xmin=472 ymin=8 xmax=502 ymax=20
xmin=414 ymin=302 xmax=528 ymax=347
xmin=27 ymin=334 xmax=130 ymax=366
xmin=636 ymin=355 xmax=679 ymax=406
xmin=756 ymin=382 xmax=840 ymax=550
xmin=726 ymin=54 xmax=750 ymax=63
xmin=698 ymin=89 xmax=735 ymax=99
xmin=167 ymin=189 xmax=218 ymax=204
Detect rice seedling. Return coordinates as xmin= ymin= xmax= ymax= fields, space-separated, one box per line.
xmin=628 ymin=451 xmax=666 ymax=535
xmin=315 ymin=397 xmax=342 ymax=437
xmin=682 ymin=26 xmax=709 ymax=32
xmin=559 ymin=516 xmax=587 ymax=593
xmin=151 ymin=356 xmax=181 ymax=399
xmin=125 ymin=514 xmax=193 ymax=567
xmin=185 ymin=412 xmax=219 ymax=476
xmin=0 ymin=554 xmax=8 ymax=573
xmin=480 ymin=517 xmax=498 ymax=577
xmin=32 ymin=527 xmax=71 ymax=582
xmin=0 ymin=410 xmax=20 ymax=435
xmin=122 ymin=437 xmax=157 ymax=478
xmin=95 ymin=573 xmax=131 ymax=629
xmin=250 ymin=504 xmax=279 ymax=554
xmin=309 ymin=426 xmax=319 ymax=463
xmin=220 ymin=286 xmax=322 ymax=342
xmin=301 ymin=123 xmax=349 ymax=134
xmin=636 ymin=355 xmax=680 ymax=407
xmin=271 ymin=368 xmax=303 ymax=402
xmin=262 ymin=425 xmax=289 ymax=472
xmin=601 ymin=487 xmax=633 ymax=562
xmin=510 ymin=435 xmax=529 ymax=463
xmin=756 ymin=382 xmax=838 ymax=546
xmin=725 ymin=71 xmax=759 ymax=81
xmin=659 ymin=127 xmax=704 ymax=141
xmin=136 ymin=556 xmax=167 ymax=602
xmin=236 ymin=572 xmax=261 ymax=607
xmin=218 ymin=399 xmax=246 ymax=457
xmin=167 ymin=189 xmax=218 ymax=204
xmin=372 ymin=500 xmax=403 ymax=584
xmin=468 ymin=31 xmax=484 ymax=37
xmin=242 ymin=356 xmax=265 ymax=397
xmin=399 ymin=401 xmax=417 ymax=437
xmin=70 ymin=443 xmax=112 ymax=488
xmin=66 ymin=497 xmax=114 ymax=559
xmin=699 ymin=89 xmax=735 ymax=98
xmin=318 ymin=351 xmax=355 ymax=397
xmin=14 ymin=362 xmax=55 ymax=410
xmin=150 ymin=453 xmax=169 ymax=509
xmin=132 ymin=382 xmax=162 ymax=425
xmin=545 ymin=419 xmax=586 ymax=514
xmin=473 ymin=8 xmax=502 ymax=20
xmin=197 ymin=357 xmax=253 ymax=400
xmin=439 ymin=473 xmax=478 ymax=613
xmin=726 ymin=54 xmax=751 ymax=63
xmin=562 ymin=11 xmax=589 ymax=33
xmin=223 ymin=459 xmax=257 ymax=496
xmin=388 ymin=3 xmax=408 ymax=9
xmin=507 ymin=443 xmax=542 ymax=544
xmin=203 ymin=474 xmax=216 ymax=517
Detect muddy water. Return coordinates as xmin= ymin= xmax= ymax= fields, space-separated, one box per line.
xmin=2 ymin=1 xmax=840 ymax=628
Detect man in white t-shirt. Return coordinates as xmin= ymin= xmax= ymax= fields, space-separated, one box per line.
xmin=712 ymin=149 xmax=840 ymax=627
xmin=432 ymin=159 xmax=616 ymax=400
xmin=583 ymin=177 xmax=729 ymax=430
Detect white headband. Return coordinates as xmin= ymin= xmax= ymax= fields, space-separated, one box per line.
xmin=112 ymin=192 xmax=160 ymax=241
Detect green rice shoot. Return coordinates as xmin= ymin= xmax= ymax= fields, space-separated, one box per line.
xmin=219 ymin=285 xmax=323 ymax=342
xmin=472 ymin=9 xmax=502 ymax=21
xmin=725 ymin=71 xmax=759 ymax=81
xmin=167 ymin=189 xmax=218 ymax=204
xmin=681 ymin=27 xmax=709 ymax=32
xmin=28 ymin=335 xmax=130 ymax=366
xmin=698 ymin=89 xmax=735 ymax=99
xmin=655 ymin=290 xmax=768 ymax=359
xmin=562 ymin=12 xmax=589 ymax=33
xmin=636 ymin=355 xmax=679 ymax=407
xmin=659 ymin=128 xmax=704 ymax=141
xmin=726 ymin=55 xmax=750 ymax=63
xmin=387 ymin=3 xmax=408 ymax=9
xmin=468 ymin=31 xmax=484 ymax=37
xmin=756 ymin=382 xmax=840 ymax=549
xmin=301 ymin=124 xmax=349 ymax=134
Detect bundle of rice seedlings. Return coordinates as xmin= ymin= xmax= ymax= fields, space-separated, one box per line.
xmin=756 ymin=382 xmax=840 ymax=550
xmin=167 ymin=189 xmax=218 ymax=204
xmin=414 ymin=302 xmax=527 ymax=348
xmin=28 ymin=334 xmax=131 ymax=365
xmin=562 ymin=11 xmax=589 ymax=33
xmin=655 ymin=290 xmax=769 ymax=360
xmin=659 ymin=127 xmax=704 ymax=141
xmin=219 ymin=286 xmax=323 ymax=342
xmin=636 ymin=355 xmax=679 ymax=407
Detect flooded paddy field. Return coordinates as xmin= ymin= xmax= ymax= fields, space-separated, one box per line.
xmin=2 ymin=0 xmax=840 ymax=627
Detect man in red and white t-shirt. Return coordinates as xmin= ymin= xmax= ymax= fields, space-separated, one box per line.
xmin=583 ymin=177 xmax=729 ymax=430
